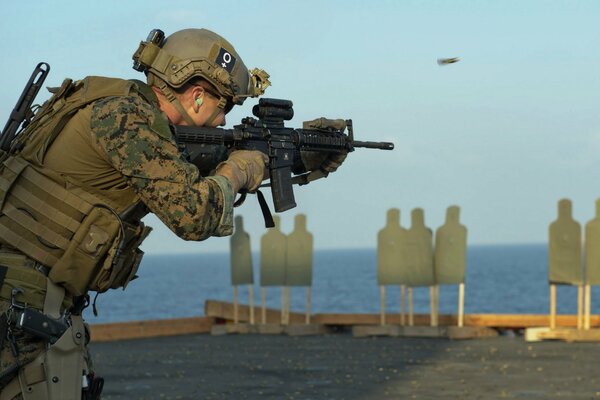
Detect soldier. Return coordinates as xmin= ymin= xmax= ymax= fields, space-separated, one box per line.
xmin=0 ymin=28 xmax=346 ymax=399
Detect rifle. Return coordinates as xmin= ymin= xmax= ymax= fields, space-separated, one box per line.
xmin=0 ymin=62 xmax=50 ymax=152
xmin=174 ymin=98 xmax=394 ymax=227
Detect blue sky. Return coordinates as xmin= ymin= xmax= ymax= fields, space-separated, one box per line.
xmin=1 ymin=1 xmax=599 ymax=254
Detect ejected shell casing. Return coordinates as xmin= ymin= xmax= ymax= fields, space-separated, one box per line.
xmin=437 ymin=57 xmax=460 ymax=66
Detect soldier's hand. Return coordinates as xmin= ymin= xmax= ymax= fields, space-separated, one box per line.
xmin=300 ymin=118 xmax=348 ymax=174
xmin=215 ymin=150 xmax=268 ymax=193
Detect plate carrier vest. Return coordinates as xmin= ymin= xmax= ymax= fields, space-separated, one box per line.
xmin=0 ymin=76 xmax=155 ymax=296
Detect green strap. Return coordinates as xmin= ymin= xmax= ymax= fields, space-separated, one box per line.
xmin=4 ymin=157 xmax=92 ymax=215
xmin=0 ymin=222 xmax=59 ymax=266
xmin=204 ymin=107 xmax=222 ymax=127
xmin=3 ymin=202 xmax=70 ymax=250
xmin=43 ymin=278 xmax=65 ymax=319
xmin=22 ymin=168 xmax=92 ymax=214
xmin=3 ymin=183 xmax=80 ymax=234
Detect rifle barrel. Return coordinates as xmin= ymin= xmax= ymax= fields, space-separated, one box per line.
xmin=352 ymin=140 xmax=394 ymax=150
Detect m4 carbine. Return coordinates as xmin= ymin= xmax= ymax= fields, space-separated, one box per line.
xmin=174 ymin=98 xmax=394 ymax=227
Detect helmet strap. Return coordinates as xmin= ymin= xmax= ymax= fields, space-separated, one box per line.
xmin=153 ymin=77 xmax=196 ymax=126
xmin=203 ymin=96 xmax=228 ymax=126
xmin=204 ymin=107 xmax=222 ymax=127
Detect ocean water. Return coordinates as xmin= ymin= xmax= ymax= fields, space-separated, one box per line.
xmin=84 ymin=244 xmax=600 ymax=324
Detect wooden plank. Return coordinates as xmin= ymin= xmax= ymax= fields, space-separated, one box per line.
xmin=525 ymin=327 xmax=600 ymax=342
xmin=205 ymin=300 xmax=305 ymax=324
xmin=205 ymin=301 xmax=600 ymax=329
xmin=525 ymin=327 xmax=553 ymax=342
xmin=577 ymin=284 xmax=583 ymax=329
xmin=306 ymin=287 xmax=311 ymax=324
xmin=584 ymin=284 xmax=591 ymax=330
xmin=249 ymin=285 xmax=255 ymax=325
xmin=315 ymin=313 xmax=600 ymax=328
xmin=400 ymin=285 xmax=406 ymax=325
xmin=312 ymin=313 xmax=455 ymax=326
xmin=90 ymin=317 xmax=214 ymax=342
xmin=550 ymin=284 xmax=556 ymax=329
xmin=463 ymin=314 xmax=600 ymax=328
xmin=380 ymin=285 xmax=386 ymax=326
xmin=458 ymin=283 xmax=465 ymax=327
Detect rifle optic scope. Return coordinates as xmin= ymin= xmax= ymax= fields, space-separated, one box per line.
xmin=252 ymin=98 xmax=294 ymax=121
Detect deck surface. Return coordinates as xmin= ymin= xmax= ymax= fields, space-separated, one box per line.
xmin=91 ymin=333 xmax=600 ymax=399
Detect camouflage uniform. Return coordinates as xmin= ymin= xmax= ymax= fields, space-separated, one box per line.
xmin=0 ymin=78 xmax=234 ymax=397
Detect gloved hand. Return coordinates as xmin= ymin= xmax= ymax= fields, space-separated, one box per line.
xmin=300 ymin=118 xmax=348 ymax=173
xmin=215 ymin=150 xmax=268 ymax=193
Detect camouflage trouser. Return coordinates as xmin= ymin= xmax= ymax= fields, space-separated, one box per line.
xmin=0 ymin=298 xmax=46 ymax=399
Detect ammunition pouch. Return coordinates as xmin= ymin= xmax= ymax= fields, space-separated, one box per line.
xmin=90 ymin=219 xmax=152 ymax=293
xmin=0 ymin=155 xmax=149 ymax=296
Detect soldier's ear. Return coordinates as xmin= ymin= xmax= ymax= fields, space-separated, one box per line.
xmin=191 ymin=85 xmax=205 ymax=100
xmin=188 ymin=85 xmax=205 ymax=111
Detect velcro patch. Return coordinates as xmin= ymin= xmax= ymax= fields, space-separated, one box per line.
xmin=215 ymin=47 xmax=236 ymax=73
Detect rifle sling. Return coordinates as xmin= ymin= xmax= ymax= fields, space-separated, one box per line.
xmin=256 ymin=190 xmax=274 ymax=228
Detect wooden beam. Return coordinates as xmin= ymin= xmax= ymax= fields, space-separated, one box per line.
xmin=463 ymin=314 xmax=600 ymax=328
xmin=205 ymin=301 xmax=600 ymax=329
xmin=90 ymin=300 xmax=600 ymax=342
xmin=311 ymin=313 xmax=456 ymax=326
xmin=90 ymin=317 xmax=214 ymax=342
xmin=205 ymin=299 xmax=305 ymax=324
xmin=526 ymin=327 xmax=600 ymax=342
xmin=88 ymin=302 xmax=600 ymax=342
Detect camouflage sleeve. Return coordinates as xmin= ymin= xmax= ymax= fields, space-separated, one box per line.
xmin=89 ymin=95 xmax=234 ymax=240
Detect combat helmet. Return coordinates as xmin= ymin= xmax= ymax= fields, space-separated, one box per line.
xmin=132 ymin=28 xmax=270 ymax=124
